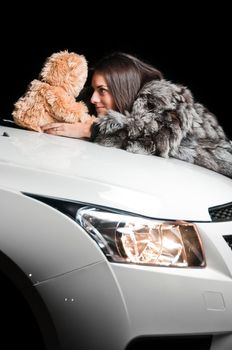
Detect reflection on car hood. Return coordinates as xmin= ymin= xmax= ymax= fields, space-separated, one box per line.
xmin=0 ymin=126 xmax=232 ymax=221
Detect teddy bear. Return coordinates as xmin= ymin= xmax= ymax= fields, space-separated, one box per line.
xmin=12 ymin=50 xmax=94 ymax=132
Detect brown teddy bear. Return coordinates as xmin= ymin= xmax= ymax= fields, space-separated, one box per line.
xmin=12 ymin=50 xmax=94 ymax=132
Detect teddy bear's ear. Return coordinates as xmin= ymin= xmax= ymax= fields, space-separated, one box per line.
xmin=67 ymin=58 xmax=77 ymax=69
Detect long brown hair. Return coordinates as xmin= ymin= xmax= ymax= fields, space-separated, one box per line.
xmin=91 ymin=52 xmax=163 ymax=113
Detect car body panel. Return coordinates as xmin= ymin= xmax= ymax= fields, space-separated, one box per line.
xmin=35 ymin=261 xmax=131 ymax=350
xmin=0 ymin=188 xmax=104 ymax=282
xmin=0 ymin=126 xmax=232 ymax=221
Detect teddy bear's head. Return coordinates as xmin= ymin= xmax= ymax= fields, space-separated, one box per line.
xmin=39 ymin=50 xmax=88 ymax=98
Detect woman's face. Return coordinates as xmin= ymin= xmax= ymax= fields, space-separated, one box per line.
xmin=91 ymin=73 xmax=116 ymax=116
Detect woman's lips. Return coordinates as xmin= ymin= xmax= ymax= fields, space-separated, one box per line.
xmin=96 ymin=107 xmax=106 ymax=114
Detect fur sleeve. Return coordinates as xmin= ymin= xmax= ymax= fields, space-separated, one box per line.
xmin=93 ymin=110 xmax=129 ymax=148
xmin=126 ymin=79 xmax=198 ymax=157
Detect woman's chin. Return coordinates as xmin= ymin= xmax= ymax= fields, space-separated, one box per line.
xmin=96 ymin=108 xmax=107 ymax=116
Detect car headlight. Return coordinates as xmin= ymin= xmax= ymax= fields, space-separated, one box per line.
xmin=77 ymin=207 xmax=205 ymax=268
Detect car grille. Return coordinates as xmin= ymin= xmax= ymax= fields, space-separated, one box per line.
xmin=208 ymin=202 xmax=232 ymax=222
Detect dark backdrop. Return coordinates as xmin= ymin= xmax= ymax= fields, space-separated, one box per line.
xmin=0 ymin=5 xmax=231 ymax=344
xmin=1 ymin=6 xmax=231 ymax=139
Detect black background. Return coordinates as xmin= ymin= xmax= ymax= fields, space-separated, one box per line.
xmin=0 ymin=5 xmax=231 ymax=349
xmin=1 ymin=5 xmax=231 ymax=139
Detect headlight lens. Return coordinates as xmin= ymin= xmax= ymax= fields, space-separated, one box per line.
xmin=77 ymin=207 xmax=205 ymax=267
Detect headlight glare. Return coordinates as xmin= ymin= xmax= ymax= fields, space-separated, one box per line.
xmin=77 ymin=207 xmax=205 ymax=268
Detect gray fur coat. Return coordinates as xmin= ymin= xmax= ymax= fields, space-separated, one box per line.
xmin=93 ymin=79 xmax=232 ymax=178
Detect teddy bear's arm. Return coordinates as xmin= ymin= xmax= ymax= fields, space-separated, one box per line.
xmin=45 ymin=88 xmax=90 ymax=123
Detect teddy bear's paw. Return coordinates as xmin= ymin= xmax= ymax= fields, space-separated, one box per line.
xmin=80 ymin=114 xmax=96 ymax=124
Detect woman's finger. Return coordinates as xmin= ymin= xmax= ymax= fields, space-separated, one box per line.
xmin=41 ymin=123 xmax=61 ymax=131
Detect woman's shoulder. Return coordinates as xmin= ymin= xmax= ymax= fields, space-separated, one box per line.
xmin=139 ymin=79 xmax=194 ymax=104
xmin=141 ymin=78 xmax=188 ymax=93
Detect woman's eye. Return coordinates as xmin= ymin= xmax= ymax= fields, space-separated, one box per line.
xmin=99 ymin=88 xmax=108 ymax=95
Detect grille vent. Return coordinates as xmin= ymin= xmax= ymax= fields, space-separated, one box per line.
xmin=208 ymin=202 xmax=232 ymax=222
xmin=223 ymin=235 xmax=232 ymax=250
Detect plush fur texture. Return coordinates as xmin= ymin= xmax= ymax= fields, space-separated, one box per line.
xmin=94 ymin=79 xmax=232 ymax=178
xmin=12 ymin=51 xmax=94 ymax=131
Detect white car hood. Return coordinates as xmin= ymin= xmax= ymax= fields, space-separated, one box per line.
xmin=0 ymin=126 xmax=232 ymax=221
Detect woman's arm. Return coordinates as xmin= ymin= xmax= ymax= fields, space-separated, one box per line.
xmin=41 ymin=121 xmax=92 ymax=139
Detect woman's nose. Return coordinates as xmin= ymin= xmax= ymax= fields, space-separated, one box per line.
xmin=90 ymin=91 xmax=100 ymax=104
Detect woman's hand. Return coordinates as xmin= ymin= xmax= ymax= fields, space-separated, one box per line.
xmin=41 ymin=122 xmax=92 ymax=139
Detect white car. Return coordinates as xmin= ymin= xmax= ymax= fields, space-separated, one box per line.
xmin=0 ymin=123 xmax=232 ymax=350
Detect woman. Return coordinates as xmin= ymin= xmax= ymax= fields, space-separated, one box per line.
xmin=42 ymin=52 xmax=232 ymax=178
